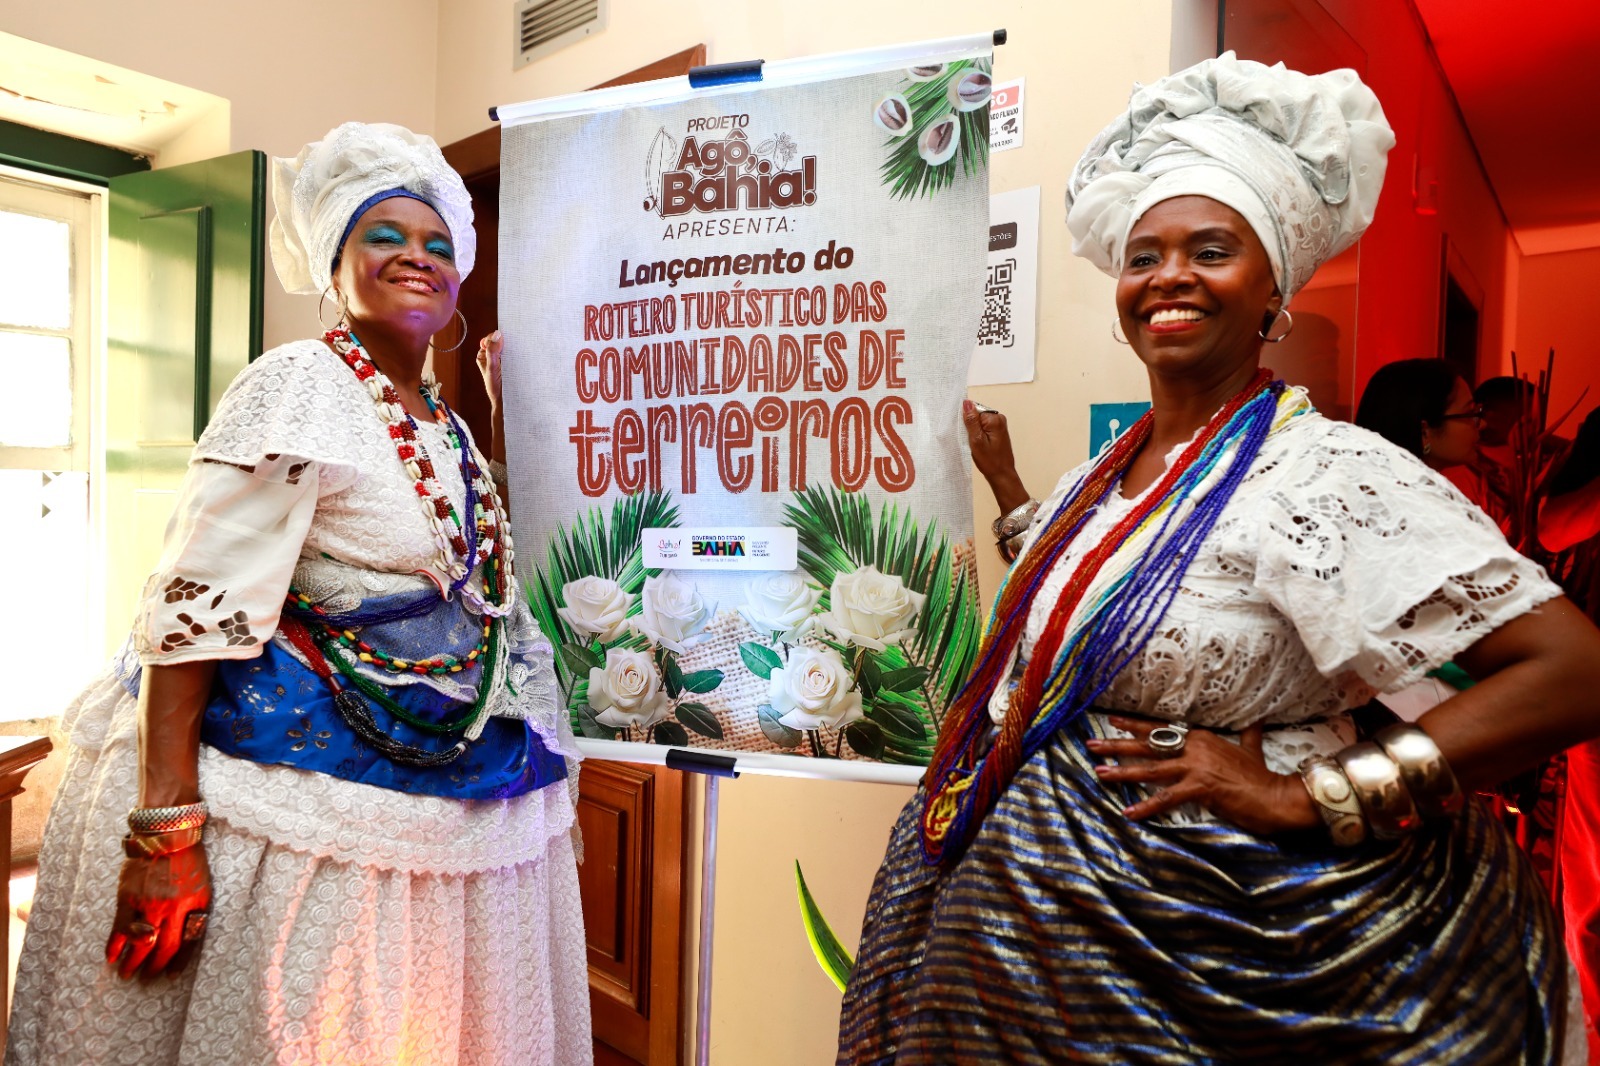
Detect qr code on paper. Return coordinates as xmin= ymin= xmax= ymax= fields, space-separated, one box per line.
xmin=978 ymin=259 xmax=1015 ymax=348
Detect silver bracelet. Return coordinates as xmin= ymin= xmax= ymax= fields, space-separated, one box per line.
xmin=992 ymin=499 xmax=1040 ymax=541
xmin=488 ymin=459 xmax=510 ymax=486
xmin=1335 ymin=742 xmax=1421 ymax=840
xmin=128 ymin=801 xmax=208 ymax=835
xmin=1373 ymin=724 xmax=1464 ymax=818
xmin=1297 ymin=756 xmax=1367 ymax=846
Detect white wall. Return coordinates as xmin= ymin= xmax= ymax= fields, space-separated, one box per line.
xmin=6 ymin=1 xmax=442 ymax=350
xmin=434 ymin=3 xmax=1172 ymax=1061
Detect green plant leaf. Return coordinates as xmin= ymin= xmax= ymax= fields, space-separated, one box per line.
xmin=868 ymin=701 xmax=928 ymax=744
xmin=675 ymin=702 xmax=724 ymax=739
xmin=795 ymin=861 xmax=855 ymax=993
xmin=843 ymin=719 xmax=884 ymax=759
xmin=879 ymin=666 xmax=930 ymax=693
xmin=857 ymin=655 xmax=882 ymax=699
xmin=559 ymin=642 xmax=604 ymax=677
xmin=652 ymin=721 xmax=689 ymax=747
xmin=758 ymin=704 xmax=803 ymax=748
xmin=680 ymin=668 xmax=724 ymax=694
xmin=740 ymin=641 xmax=783 ymax=680
xmin=576 ymin=706 xmax=619 ymax=740
xmin=661 ymin=656 xmax=684 ymax=698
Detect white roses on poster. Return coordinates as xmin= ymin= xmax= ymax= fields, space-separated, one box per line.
xmin=588 ymin=648 xmax=670 ymax=730
xmin=770 ymin=648 xmax=865 ymax=731
xmin=632 ymin=574 xmax=716 ymax=653
xmin=557 ymin=577 xmax=633 ymax=643
xmin=817 ymin=566 xmax=927 ymax=651
xmin=498 ymin=35 xmax=994 ymax=781
xmin=739 ymin=573 xmax=823 ymax=642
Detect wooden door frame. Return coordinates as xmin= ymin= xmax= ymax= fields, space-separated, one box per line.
xmin=438 ymin=45 xmax=707 ymax=1066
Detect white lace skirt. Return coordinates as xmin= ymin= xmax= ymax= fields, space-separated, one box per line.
xmin=6 ymin=674 xmax=593 ymax=1066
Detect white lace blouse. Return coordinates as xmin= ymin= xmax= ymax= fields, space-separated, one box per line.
xmin=1010 ymin=410 xmax=1560 ymax=776
xmin=99 ymin=339 xmax=576 ymax=873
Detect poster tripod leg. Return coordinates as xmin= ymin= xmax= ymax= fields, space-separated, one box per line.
xmin=695 ymin=773 xmax=720 ymax=1066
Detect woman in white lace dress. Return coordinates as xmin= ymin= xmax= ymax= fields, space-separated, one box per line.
xmin=7 ymin=123 xmax=591 ymax=1065
xmin=838 ymin=57 xmax=1600 ymax=1064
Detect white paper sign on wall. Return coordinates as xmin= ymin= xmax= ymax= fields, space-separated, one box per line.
xmin=989 ymin=78 xmax=1024 ymax=153
xmin=969 ymin=185 xmax=1039 ymax=386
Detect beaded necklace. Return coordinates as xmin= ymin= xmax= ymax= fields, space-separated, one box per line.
xmin=320 ymin=327 xmax=515 ymax=617
xmin=271 ymin=329 xmax=523 ymax=764
xmin=919 ymin=370 xmax=1310 ymax=866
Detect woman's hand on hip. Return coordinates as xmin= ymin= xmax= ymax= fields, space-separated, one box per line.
xmin=1085 ymin=717 xmax=1319 ymax=835
xmin=105 ymin=846 xmax=212 ymax=979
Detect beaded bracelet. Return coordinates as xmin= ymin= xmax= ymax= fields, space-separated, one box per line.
xmin=1335 ymin=742 xmax=1422 ymax=840
xmin=1297 ymin=756 xmax=1368 ymax=846
xmin=123 ymin=825 xmax=204 ymax=859
xmin=1373 ymin=724 xmax=1464 ymax=818
xmin=128 ymin=801 xmax=208 ymax=835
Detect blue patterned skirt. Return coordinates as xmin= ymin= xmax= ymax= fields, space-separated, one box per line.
xmin=838 ymin=722 xmax=1564 ymax=1064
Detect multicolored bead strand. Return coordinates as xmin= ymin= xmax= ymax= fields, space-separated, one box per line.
xmin=920 ymin=370 xmax=1309 ymax=867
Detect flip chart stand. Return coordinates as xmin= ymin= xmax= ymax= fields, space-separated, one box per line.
xmin=667 ymin=749 xmax=740 ymax=1066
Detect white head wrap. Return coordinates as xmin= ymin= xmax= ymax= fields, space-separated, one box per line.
xmin=1066 ymin=53 xmax=1394 ymax=305
xmin=269 ymin=122 xmax=476 ymax=296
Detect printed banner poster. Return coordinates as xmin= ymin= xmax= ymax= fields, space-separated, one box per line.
xmin=497 ymin=36 xmax=993 ymax=782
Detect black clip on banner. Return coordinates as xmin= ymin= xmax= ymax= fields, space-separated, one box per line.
xmin=666 ymin=749 xmax=741 ymax=778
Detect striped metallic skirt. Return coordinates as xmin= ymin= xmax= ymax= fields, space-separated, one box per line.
xmin=838 ymin=722 xmax=1564 ymax=1065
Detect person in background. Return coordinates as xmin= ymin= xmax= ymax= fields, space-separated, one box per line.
xmin=838 ymin=54 xmax=1600 ymax=1063
xmin=7 ymin=123 xmax=591 ymax=1066
xmin=1354 ymin=357 xmax=1483 ymax=472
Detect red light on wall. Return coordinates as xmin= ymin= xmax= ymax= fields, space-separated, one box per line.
xmin=1413 ymin=154 xmax=1440 ymax=215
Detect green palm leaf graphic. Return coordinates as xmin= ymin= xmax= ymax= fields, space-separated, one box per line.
xmin=783 ymin=486 xmax=980 ymax=764
xmin=879 ymin=58 xmax=991 ymax=202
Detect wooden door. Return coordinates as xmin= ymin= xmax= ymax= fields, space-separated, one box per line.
xmin=440 ymin=45 xmax=706 ymax=1066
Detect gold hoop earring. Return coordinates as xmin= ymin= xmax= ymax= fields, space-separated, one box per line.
xmin=1259 ymin=308 xmax=1293 ymax=343
xmin=433 ymin=308 xmax=469 ymax=353
xmin=318 ymin=288 xmax=348 ymax=329
xmin=1111 ymin=318 xmax=1130 ymax=345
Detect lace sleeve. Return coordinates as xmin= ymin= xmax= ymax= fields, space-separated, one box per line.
xmin=1253 ymin=422 xmax=1562 ymax=693
xmin=191 ymin=340 xmax=360 ymax=493
xmin=133 ymin=460 xmax=318 ymax=666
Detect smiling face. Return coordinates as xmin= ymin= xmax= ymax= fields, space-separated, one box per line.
xmin=1115 ymin=195 xmax=1281 ymax=387
xmin=332 ymin=196 xmax=460 ymax=338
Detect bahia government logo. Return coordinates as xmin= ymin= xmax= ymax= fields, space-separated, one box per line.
xmin=691 ymin=536 xmax=747 ymax=559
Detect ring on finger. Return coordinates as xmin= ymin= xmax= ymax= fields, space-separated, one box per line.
xmin=1146 ymin=725 xmax=1188 ymax=756
xmin=181 ymin=910 xmax=209 ymax=942
xmin=127 ymin=920 xmax=157 ymax=943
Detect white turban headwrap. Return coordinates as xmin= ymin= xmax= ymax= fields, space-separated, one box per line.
xmin=269 ymin=122 xmax=476 ymax=296
xmin=1066 ymin=53 xmax=1394 ymax=305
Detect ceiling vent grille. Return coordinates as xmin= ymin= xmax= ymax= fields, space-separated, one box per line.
xmin=512 ymin=0 xmax=606 ymax=70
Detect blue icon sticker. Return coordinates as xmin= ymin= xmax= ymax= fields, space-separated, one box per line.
xmin=1088 ymin=402 xmax=1150 ymax=458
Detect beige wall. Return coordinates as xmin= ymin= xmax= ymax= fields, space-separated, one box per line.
xmin=434 ymin=2 xmax=1173 ymax=1061
xmin=6 ymin=0 xmax=442 ymax=350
